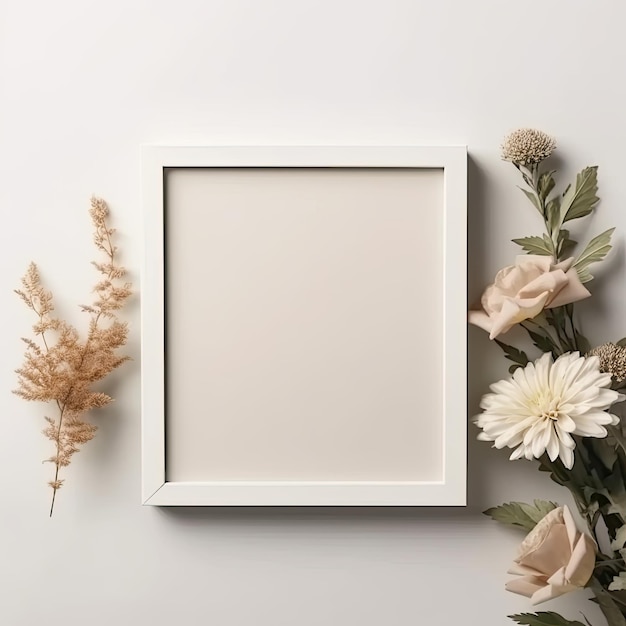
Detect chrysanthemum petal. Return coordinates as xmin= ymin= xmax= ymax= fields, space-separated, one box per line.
xmin=510 ymin=444 xmax=526 ymax=461
xmin=546 ymin=430 xmax=560 ymax=461
xmin=571 ymin=416 xmax=609 ymax=437
xmin=584 ymin=388 xmax=622 ymax=409
xmin=576 ymin=411 xmax=616 ymax=426
xmin=556 ymin=414 xmax=576 ymax=432
xmin=559 ymin=443 xmax=574 ymax=469
xmin=531 ymin=423 xmax=551 ymax=458
xmin=556 ymin=428 xmax=576 ymax=449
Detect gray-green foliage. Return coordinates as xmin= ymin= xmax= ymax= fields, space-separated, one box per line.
xmin=512 ymin=234 xmax=555 ymax=256
xmin=509 ymin=611 xmax=585 ymax=626
xmin=509 ymin=613 xmax=586 ymax=626
xmin=483 ymin=500 xmax=558 ymax=531
xmin=494 ymin=339 xmax=530 ymax=374
xmin=513 ymin=164 xmax=609 ymax=284
xmin=560 ymin=167 xmax=600 ymax=224
xmin=574 ymin=228 xmax=615 ymax=283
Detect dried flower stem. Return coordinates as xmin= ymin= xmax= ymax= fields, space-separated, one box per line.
xmin=14 ymin=198 xmax=132 ymax=516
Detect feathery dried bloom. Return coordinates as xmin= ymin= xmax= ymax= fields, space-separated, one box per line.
xmin=501 ymin=128 xmax=556 ymax=165
xmin=14 ymin=197 xmax=132 ymax=516
xmin=587 ymin=342 xmax=626 ymax=383
xmin=475 ymin=352 xmax=624 ymax=469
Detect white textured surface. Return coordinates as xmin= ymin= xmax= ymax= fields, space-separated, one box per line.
xmin=1 ymin=1 xmax=624 ymax=624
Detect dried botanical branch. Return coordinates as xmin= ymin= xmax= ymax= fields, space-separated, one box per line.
xmin=14 ymin=197 xmax=132 ymax=516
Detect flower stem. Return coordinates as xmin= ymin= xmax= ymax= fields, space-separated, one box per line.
xmin=49 ymin=403 xmax=66 ymax=517
xmin=30 ymin=297 xmax=67 ymax=518
xmin=49 ymin=479 xmax=58 ymax=518
xmin=47 ymin=222 xmax=115 ymax=516
xmin=589 ymin=577 xmax=626 ymax=625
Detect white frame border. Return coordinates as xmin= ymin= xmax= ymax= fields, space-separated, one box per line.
xmin=141 ymin=146 xmax=467 ymax=506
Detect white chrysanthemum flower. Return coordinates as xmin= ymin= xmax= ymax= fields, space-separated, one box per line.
xmin=476 ymin=352 xmax=625 ymax=469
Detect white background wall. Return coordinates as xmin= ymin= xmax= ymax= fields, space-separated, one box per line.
xmin=1 ymin=1 xmax=625 ymax=624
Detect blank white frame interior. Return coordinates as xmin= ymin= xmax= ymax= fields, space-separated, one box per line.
xmin=141 ymin=146 xmax=467 ymax=506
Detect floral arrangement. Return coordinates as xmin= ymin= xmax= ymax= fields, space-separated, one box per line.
xmin=14 ymin=198 xmax=132 ymax=516
xmin=472 ymin=129 xmax=626 ymax=626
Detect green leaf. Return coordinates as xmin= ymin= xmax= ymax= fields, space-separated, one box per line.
xmin=546 ymin=197 xmax=562 ymax=234
xmin=484 ymin=500 xmax=558 ymax=531
xmin=532 ymin=499 xmax=560 ymax=518
xmin=601 ymin=458 xmax=626 ymax=517
xmin=519 ymin=168 xmax=533 ymax=187
xmin=509 ymin=612 xmax=586 ymax=626
xmin=574 ymin=228 xmax=615 ymax=283
xmin=557 ymin=229 xmax=577 ymax=259
xmin=512 ymin=235 xmax=555 ymax=256
xmin=561 ymin=166 xmax=600 ymax=224
xmin=588 ymin=578 xmax=626 ymax=626
xmin=494 ymin=339 xmax=530 ymax=367
xmin=609 ymin=572 xmax=626 ymax=591
xmin=520 ymin=187 xmax=543 ymax=214
xmin=538 ymin=171 xmax=556 ymax=202
xmin=559 ymin=239 xmax=578 ymax=258
xmin=574 ymin=329 xmax=591 ymax=354
xmin=576 ymin=268 xmax=592 ymax=284
xmin=617 ymin=338 xmax=626 ymax=348
xmin=527 ymin=328 xmax=557 ymax=354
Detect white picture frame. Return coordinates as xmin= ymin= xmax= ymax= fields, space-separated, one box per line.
xmin=141 ymin=146 xmax=467 ymax=506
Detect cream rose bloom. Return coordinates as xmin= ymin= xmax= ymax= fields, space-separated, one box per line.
xmin=506 ymin=506 xmax=596 ymax=605
xmin=469 ymin=255 xmax=590 ymax=339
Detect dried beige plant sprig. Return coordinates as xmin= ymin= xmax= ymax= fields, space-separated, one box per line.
xmin=14 ymin=197 xmax=132 ymax=516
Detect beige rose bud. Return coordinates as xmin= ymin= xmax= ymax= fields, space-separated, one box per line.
xmin=506 ymin=506 xmax=596 ymax=605
xmin=469 ymin=255 xmax=591 ymax=339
